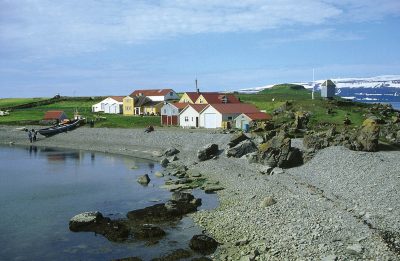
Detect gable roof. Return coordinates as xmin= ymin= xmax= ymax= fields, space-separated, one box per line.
xmin=43 ymin=110 xmax=66 ymax=120
xmin=181 ymin=104 xmax=209 ymax=114
xmin=321 ymin=80 xmax=336 ymax=87
xmin=206 ymin=103 xmax=259 ymax=114
xmin=133 ymin=96 xmax=152 ymax=107
xmin=109 ymin=96 xmax=125 ymax=102
xmin=242 ymin=112 xmax=272 ymax=121
xmin=130 ymin=89 xmax=174 ymax=97
xmin=183 ymin=92 xmax=202 ymax=102
xmin=199 ymin=93 xmax=240 ymax=103
xmin=172 ymin=102 xmax=189 ymax=109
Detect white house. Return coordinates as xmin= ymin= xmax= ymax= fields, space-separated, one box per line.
xmin=199 ymin=103 xmax=260 ymax=129
xmin=234 ymin=112 xmax=272 ymax=130
xmin=130 ymin=89 xmax=179 ymax=102
xmin=179 ymin=104 xmax=208 ymax=128
xmin=92 ymin=96 xmax=124 ymax=114
xmin=160 ymin=102 xmax=188 ymax=126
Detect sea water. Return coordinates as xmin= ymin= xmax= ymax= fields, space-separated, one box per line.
xmin=0 ymin=145 xmax=217 ymax=261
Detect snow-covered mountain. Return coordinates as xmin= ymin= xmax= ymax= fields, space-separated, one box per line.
xmin=238 ymin=75 xmax=400 ymax=93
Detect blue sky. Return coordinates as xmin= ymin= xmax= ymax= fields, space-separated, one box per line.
xmin=1 ymin=0 xmax=400 ymax=97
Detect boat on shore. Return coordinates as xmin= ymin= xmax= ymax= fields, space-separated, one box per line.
xmin=38 ymin=119 xmax=83 ymax=137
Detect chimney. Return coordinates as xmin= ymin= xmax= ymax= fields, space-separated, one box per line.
xmin=195 ymin=78 xmax=199 ymax=94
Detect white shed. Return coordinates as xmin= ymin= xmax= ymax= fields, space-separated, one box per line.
xmin=179 ymin=104 xmax=208 ymax=128
xmin=91 ymin=96 xmax=124 ymax=114
xmin=161 ymin=102 xmax=188 ymax=126
xmin=199 ymin=103 xmax=261 ymax=129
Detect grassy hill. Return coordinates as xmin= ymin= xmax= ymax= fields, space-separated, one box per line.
xmin=238 ymin=84 xmax=377 ymax=130
xmin=0 ymin=97 xmax=161 ymax=128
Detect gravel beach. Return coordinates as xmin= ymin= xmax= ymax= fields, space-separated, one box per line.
xmin=1 ymin=125 xmax=399 ymax=260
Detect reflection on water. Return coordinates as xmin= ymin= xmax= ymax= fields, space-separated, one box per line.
xmin=0 ymin=146 xmax=217 ymax=261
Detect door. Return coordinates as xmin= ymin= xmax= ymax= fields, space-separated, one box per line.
xmin=195 ymin=117 xmax=199 ymax=128
xmin=204 ymin=113 xmax=217 ymax=128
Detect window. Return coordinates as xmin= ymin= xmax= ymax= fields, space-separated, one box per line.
xmin=170 ymin=92 xmax=173 ymax=96
xmin=163 ymin=109 xmax=166 ymax=114
xmin=185 ymin=116 xmax=189 ymax=122
xmin=228 ymin=116 xmax=232 ymax=120
xmin=191 ymin=117 xmax=193 ymax=121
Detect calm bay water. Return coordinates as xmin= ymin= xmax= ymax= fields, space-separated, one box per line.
xmin=0 ymin=146 xmax=217 ymax=261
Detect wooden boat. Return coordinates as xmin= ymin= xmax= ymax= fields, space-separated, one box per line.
xmin=38 ymin=119 xmax=83 ymax=137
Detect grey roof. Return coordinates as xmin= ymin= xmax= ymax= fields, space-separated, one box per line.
xmin=133 ymin=96 xmax=151 ymax=107
xmin=321 ymin=79 xmax=336 ymax=87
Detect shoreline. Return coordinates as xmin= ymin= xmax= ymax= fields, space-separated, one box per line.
xmin=1 ymin=125 xmax=399 ymax=260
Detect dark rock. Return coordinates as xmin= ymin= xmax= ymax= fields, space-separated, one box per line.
xmin=258 ymin=131 xmax=303 ymax=168
xmin=245 ymin=152 xmax=259 ymax=164
xmin=137 ymin=174 xmax=151 ymax=185
xmin=171 ymin=191 xmax=195 ymax=202
xmin=161 ymin=157 xmax=169 ymax=167
xmin=164 ymin=147 xmax=180 ymax=157
xmin=191 ymin=257 xmax=212 ymax=261
xmin=226 ymin=140 xmax=257 ymax=158
xmin=134 ymin=224 xmax=166 ymax=239
xmin=197 ymin=144 xmax=219 ymax=161
xmin=293 ymin=111 xmax=309 ymax=130
xmin=69 ymin=211 xmax=130 ymax=242
xmin=168 ymin=155 xmax=179 ymax=162
xmin=228 ymin=132 xmax=248 ymax=148
xmin=189 ymin=234 xmax=218 ymax=254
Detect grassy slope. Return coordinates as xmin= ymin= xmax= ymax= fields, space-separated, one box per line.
xmin=238 ymin=84 xmax=372 ymax=130
xmin=0 ymin=97 xmax=161 ymax=128
xmin=0 ymin=98 xmax=49 ymax=108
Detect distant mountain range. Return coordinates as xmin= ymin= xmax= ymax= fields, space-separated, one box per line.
xmin=238 ymin=75 xmax=400 ymax=110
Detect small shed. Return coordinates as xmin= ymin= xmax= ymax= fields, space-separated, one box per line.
xmin=321 ymin=80 xmax=336 ymax=99
xmin=43 ymin=110 xmax=68 ymax=122
xmin=179 ymin=104 xmax=208 ymax=128
xmin=161 ymin=102 xmax=187 ymax=126
xmin=235 ymin=112 xmax=272 ymax=130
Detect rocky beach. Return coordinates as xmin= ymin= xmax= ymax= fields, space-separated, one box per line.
xmin=1 ymin=125 xmax=399 ymax=260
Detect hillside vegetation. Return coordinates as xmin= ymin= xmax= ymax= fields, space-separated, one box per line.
xmin=238 ymin=84 xmax=377 ymax=130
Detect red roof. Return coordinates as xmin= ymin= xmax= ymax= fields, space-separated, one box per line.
xmin=43 ymin=110 xmax=66 ymax=120
xmin=207 ymin=103 xmax=259 ymax=114
xmin=185 ymin=104 xmax=209 ymax=112
xmin=172 ymin=102 xmax=189 ymax=109
xmin=243 ymin=112 xmax=272 ymax=120
xmin=200 ymin=93 xmax=240 ymax=104
xmin=109 ymin=96 xmax=125 ymax=102
xmin=183 ymin=92 xmax=202 ymax=102
xmin=130 ymin=89 xmax=174 ymax=97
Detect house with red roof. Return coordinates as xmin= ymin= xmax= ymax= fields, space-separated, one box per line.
xmin=179 ymin=104 xmax=208 ymax=128
xmin=160 ymin=102 xmax=188 ymax=126
xmin=130 ymin=89 xmax=179 ymax=102
xmin=198 ymin=103 xmax=260 ymax=129
xmin=234 ymin=112 xmax=272 ymax=130
xmin=43 ymin=110 xmax=68 ymax=122
xmin=179 ymin=92 xmax=240 ymax=104
xmin=92 ymin=96 xmax=125 ymax=114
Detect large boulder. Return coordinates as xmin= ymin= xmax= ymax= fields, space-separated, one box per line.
xmin=133 ymin=224 xmax=166 ymax=239
xmin=352 ymin=118 xmax=380 ymax=152
xmin=259 ymin=131 xmax=303 ymax=168
xmin=69 ymin=211 xmax=130 ymax=242
xmin=164 ymin=147 xmax=180 ymax=157
xmin=293 ymin=111 xmax=309 ymax=130
xmin=228 ymin=132 xmax=248 ymax=148
xmin=189 ymin=234 xmax=218 ymax=254
xmin=197 ymin=144 xmax=219 ymax=161
xmin=137 ymin=174 xmax=150 ymax=185
xmin=226 ymin=140 xmax=257 ymax=158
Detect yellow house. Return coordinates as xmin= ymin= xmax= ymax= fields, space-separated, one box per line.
xmin=123 ymin=96 xmax=134 ymax=116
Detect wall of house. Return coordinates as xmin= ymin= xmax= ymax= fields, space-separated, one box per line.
xmin=195 ymin=95 xmax=208 ymax=104
xmin=199 ymin=106 xmax=222 ymax=128
xmin=123 ymin=97 xmax=134 ymax=115
xmin=161 ymin=104 xmax=179 ymax=116
xmin=180 ymin=107 xmax=200 ymax=128
xmin=235 ymin=114 xmax=251 ymax=129
xmin=178 ymin=93 xmax=194 ymax=103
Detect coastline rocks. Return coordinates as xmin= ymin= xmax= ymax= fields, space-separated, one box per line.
xmin=160 ymin=157 xmax=169 ymax=167
xmin=69 ymin=211 xmax=130 ymax=242
xmin=258 ymin=132 xmax=303 ymax=168
xmin=293 ymin=111 xmax=310 ymax=130
xmin=228 ymin=132 xmax=248 ymax=148
xmin=133 ymin=224 xmax=166 ymax=239
xmin=260 ymin=196 xmax=277 ymax=207
xmin=189 ymin=234 xmax=218 ymax=254
xmin=352 ymin=118 xmax=380 ymax=152
xmin=164 ymin=147 xmax=180 ymax=157
xmin=137 ymin=174 xmax=151 ymax=185
xmin=197 ymin=144 xmax=219 ymax=161
xmin=226 ymin=140 xmax=257 ymax=158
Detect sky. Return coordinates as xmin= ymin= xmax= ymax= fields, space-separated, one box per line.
xmin=1 ymin=0 xmax=400 ymax=98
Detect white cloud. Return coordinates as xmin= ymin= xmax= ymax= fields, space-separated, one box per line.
xmin=0 ymin=0 xmax=399 ymax=58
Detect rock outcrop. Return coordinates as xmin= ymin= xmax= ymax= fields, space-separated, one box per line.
xmin=137 ymin=174 xmax=151 ymax=185
xmin=226 ymin=140 xmax=257 ymax=158
xmin=189 ymin=234 xmax=218 ymax=254
xmin=197 ymin=144 xmax=219 ymax=161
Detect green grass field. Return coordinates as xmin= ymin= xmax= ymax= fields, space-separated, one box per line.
xmin=0 ymin=98 xmax=49 ymax=108
xmin=0 ymin=86 xmax=391 ymax=130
